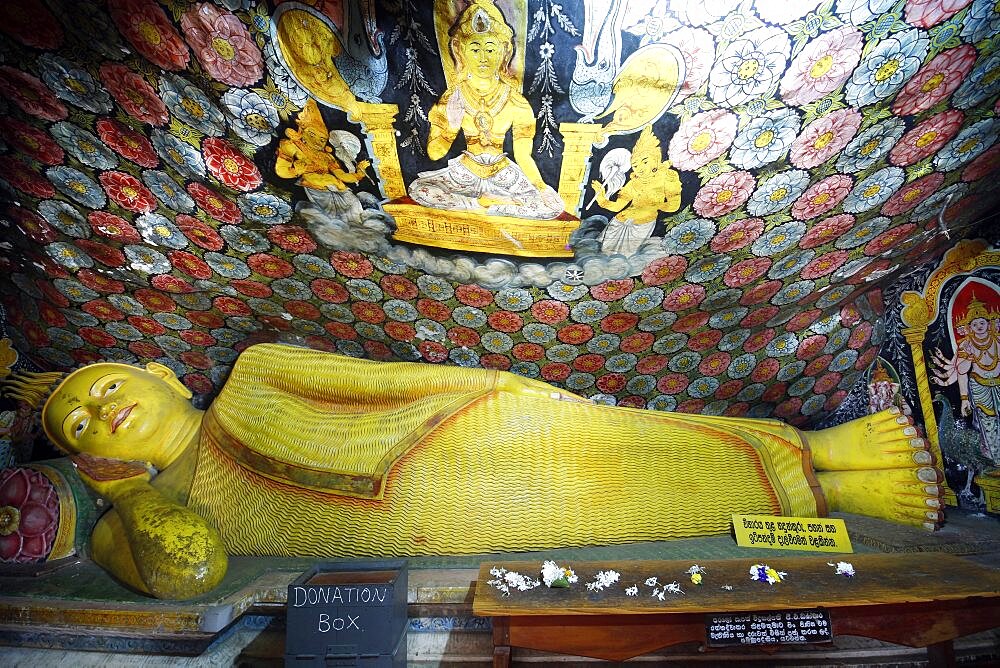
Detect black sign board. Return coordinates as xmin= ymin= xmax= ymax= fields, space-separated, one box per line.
xmin=706 ymin=609 xmax=833 ymax=647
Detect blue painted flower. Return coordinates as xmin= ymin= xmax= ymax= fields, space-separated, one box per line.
xmin=417 ymin=275 xmax=454 ymax=301
xmin=815 ymin=285 xmax=855 ymax=309
xmin=546 ymin=343 xmax=579 ymax=362
xmin=606 ymin=353 xmax=638 ymax=373
xmin=237 ymin=191 xmax=292 ymax=225
xmin=830 ymin=349 xmax=859 ymax=372
xmin=137 ymin=213 xmax=187 ymax=250
xmin=99 ymin=348 xmax=137 ymax=364
xmin=337 ymin=340 xmax=365 ymax=358
xmin=293 ymin=254 xmax=335 ymax=277
xmin=36 ymin=347 xmax=73 ymax=368
xmin=788 ymin=376 xmax=816 ymax=396
xmin=108 ymin=294 xmax=147 ymax=316
xmin=155 ymin=336 xmax=192 ymax=355
xmin=373 ymin=256 xmax=408 ymax=275
xmin=37 ymin=54 xmax=112 ymax=113
xmin=547 ymin=281 xmax=589 ymax=302
xmin=778 ymin=360 xmax=807 ymax=382
xmin=627 ymin=375 xmax=657 ymax=394
xmin=159 ymin=74 xmax=226 ymax=136
xmin=719 ymin=328 xmax=752 ymax=351
xmin=766 ymin=332 xmax=799 ymax=358
xmin=687 ymin=376 xmax=719 ymax=399
xmin=911 ymin=183 xmax=968 ymax=221
xmin=62 ymin=308 xmax=100 ymax=327
xmin=174 ymin=292 xmax=212 ymax=310
xmin=522 ymin=323 xmax=556 ymax=344
xmin=227 ymin=317 xmax=262 ymax=333
xmin=747 ymin=170 xmax=810 ymax=216
xmin=831 ymin=257 xmax=872 ymax=283
xmin=221 ymin=225 xmax=269 ymax=253
xmin=654 ymin=332 xmax=688 ymax=354
xmin=961 ymin=0 xmax=1000 ymax=43
xmin=46 ymin=242 xmax=92 ymax=270
xmin=662 ymin=218 xmax=716 ymax=254
xmin=571 ymin=300 xmax=609 ymax=323
xmin=221 ymin=88 xmax=280 ymax=146
xmin=772 ymin=279 xmax=816 ymax=305
xmin=842 ymin=166 xmax=904 ymax=213
xmin=565 ymin=372 xmax=595 ymax=390
xmin=934 ymin=118 xmax=999 ymax=171
xmin=768 ymin=249 xmax=815 ymax=280
xmin=844 ymin=29 xmax=928 ymax=107
xmin=383 ymin=299 xmax=419 ymax=322
xmin=482 ymin=331 xmax=514 ymax=353
xmin=293 ymin=320 xmax=326 ymax=336
xmin=142 ymin=170 xmax=195 ymax=213
xmin=708 ymin=26 xmax=791 ymax=107
xmin=321 ymin=303 xmax=354 ymax=323
xmin=450 ymin=306 xmax=485 ymax=328
xmin=449 ymin=347 xmax=480 ymax=367
xmin=207 ymin=346 xmax=239 ymax=364
xmin=152 ymin=129 xmax=205 ymax=180
xmin=390 ymin=341 xmax=420 ymax=361
xmin=271 ymin=278 xmax=311 ymax=300
xmin=588 ymin=333 xmax=621 ymax=354
xmin=710 ymin=306 xmax=748 ymax=330
xmin=738 ymin=383 xmax=767 ymax=402
xmin=685 ymin=255 xmax=731 ymax=283
xmin=669 ymin=351 xmax=702 ymax=373
xmin=703 ymin=289 xmax=742 ymax=311
xmin=495 ymin=287 xmax=531 ymax=311
xmin=835 ymin=216 xmax=890 ymax=249
xmin=262 ymin=42 xmax=310 ymax=108
xmin=47 ymin=328 xmax=85 ymax=349
xmin=824 ymin=328 xmax=852 ymax=354
xmin=204 ymin=251 xmax=251 ymax=279
xmin=730 ymin=108 xmax=801 ymax=169
xmin=751 ymin=220 xmax=806 ymax=256
xmin=953 ymin=52 xmax=1000 ymax=110
xmin=347 ymin=279 xmax=383 ymax=302
xmin=415 ymin=319 xmax=446 ymax=340
xmin=623 ymin=287 xmax=664 ymax=313
xmin=50 ymin=122 xmax=117 ymax=170
xmin=247 ymin=298 xmax=285 ymax=316
xmin=123 ymin=245 xmax=170 ymax=274
xmin=46 ymin=166 xmax=106 ymax=208
xmin=211 ymin=328 xmax=243 ymax=346
xmin=639 ymin=311 xmax=677 ymax=332
xmin=510 ymin=361 xmax=540 ymax=378
xmin=155 ymin=313 xmax=194 ymax=331
xmin=727 ymin=353 xmax=757 ymax=379
xmin=38 ymin=200 xmax=89 ymax=238
xmin=355 ymin=322 xmax=388 ymax=342
xmin=836 ymin=117 xmax=905 ymax=173
xmin=801 ymin=394 xmax=827 ymax=415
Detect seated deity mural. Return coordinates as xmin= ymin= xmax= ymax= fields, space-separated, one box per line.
xmin=28 ymin=343 xmax=943 ymax=599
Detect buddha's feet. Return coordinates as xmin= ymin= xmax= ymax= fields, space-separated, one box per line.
xmin=805 ymin=408 xmax=944 ymax=530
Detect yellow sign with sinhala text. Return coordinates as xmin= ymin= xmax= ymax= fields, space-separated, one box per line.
xmin=732 ymin=515 xmax=853 ymax=553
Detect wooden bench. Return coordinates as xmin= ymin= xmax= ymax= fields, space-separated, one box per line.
xmin=473 ymin=552 xmax=1000 ymax=667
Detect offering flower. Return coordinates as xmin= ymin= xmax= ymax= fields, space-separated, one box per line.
xmin=541 ymin=560 xmax=578 ymax=587
xmin=586 ymin=569 xmax=621 ymax=592
xmin=749 ymin=563 xmax=787 ymax=585
xmin=652 ymin=581 xmax=685 ymax=600
xmin=625 ymin=585 xmax=639 ymax=597
xmin=828 ymin=561 xmax=855 ymax=577
xmin=685 ymin=564 xmax=707 ymax=585
xmin=487 ymin=567 xmax=540 ymax=596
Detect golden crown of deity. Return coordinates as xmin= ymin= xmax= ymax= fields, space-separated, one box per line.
xmin=959 ymin=297 xmax=999 ymax=325
xmin=453 ymin=0 xmax=513 ymax=44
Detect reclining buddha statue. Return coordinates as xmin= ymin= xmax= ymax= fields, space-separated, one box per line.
xmin=35 ymin=343 xmax=942 ymax=599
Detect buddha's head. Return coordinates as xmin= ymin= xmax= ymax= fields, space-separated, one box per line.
xmin=450 ymin=0 xmax=514 ymax=82
xmin=42 ymin=361 xmax=201 ymax=468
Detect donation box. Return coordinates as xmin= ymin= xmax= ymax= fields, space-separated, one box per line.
xmin=285 ymin=559 xmax=408 ymax=667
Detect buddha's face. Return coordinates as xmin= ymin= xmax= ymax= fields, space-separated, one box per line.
xmin=461 ymin=34 xmax=505 ymax=80
xmin=43 ymin=362 xmax=196 ymax=464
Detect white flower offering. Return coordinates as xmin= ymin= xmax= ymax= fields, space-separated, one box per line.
xmin=487 ymin=567 xmax=540 ymax=596
xmin=828 ymin=561 xmax=855 ymax=577
xmin=749 ymin=563 xmax=786 ymax=585
xmin=585 ymin=569 xmax=621 ymax=592
xmin=541 ymin=560 xmax=578 ymax=587
xmin=625 ymin=585 xmax=639 ymax=597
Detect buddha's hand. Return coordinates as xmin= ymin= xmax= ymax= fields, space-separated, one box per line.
xmin=71 ymin=452 xmax=151 ymax=501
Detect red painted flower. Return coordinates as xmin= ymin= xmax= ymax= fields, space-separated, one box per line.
xmin=688 ymin=328 xmax=723 ymax=351
xmin=231 ymin=279 xmax=271 ymax=298
xmin=175 ymin=214 xmax=223 ymax=250
xmin=0 ymin=117 xmax=64 ymax=165
xmin=799 ymin=214 xmax=855 ymax=249
xmin=39 ymin=302 xmax=67 ymax=327
xmin=180 ymin=329 xmax=215 ymax=347
xmin=78 ymin=326 xmax=115 ymax=347
xmin=699 ymin=351 xmax=731 ymax=377
xmin=741 ymin=281 xmax=783 ymax=307
xmin=596 ymin=373 xmax=627 ymax=393
xmin=381 ymin=275 xmax=418 ymax=300
xmin=816 ymin=372 xmax=843 ymax=396
xmin=676 ymin=399 xmax=706 ymax=414
xmin=151 ymin=274 xmax=194 ymax=294
xmin=557 ymin=323 xmax=594 ymax=344
xmin=796 ymin=334 xmax=828 ymax=361
xmin=715 ymin=380 xmax=743 ymax=400
xmin=711 ymin=217 xmax=764 ymax=252
xmin=108 ymin=0 xmax=190 ymax=71
xmin=454 ymin=283 xmax=493 ymax=307
xmin=904 ymin=0 xmax=972 ymax=28
xmin=98 ymin=63 xmax=168 ymax=126
xmin=324 ymin=322 xmax=357 ymax=340
xmin=656 ymin=373 xmax=689 ymax=395
xmin=9 ymin=206 xmax=56 ymax=245
xmin=601 ymin=312 xmax=639 ymax=333
xmin=488 ymin=310 xmax=523 ymax=333
xmin=774 ymin=397 xmax=803 ymax=419
xmin=724 ymin=257 xmax=771 ymax=288
xmin=286 ymin=300 xmax=320 ymax=320
xmin=385 ymin=321 xmax=416 ymax=341
xmin=311 ymin=278 xmax=348 ymax=303
xmin=761 ymin=382 xmax=789 ymax=404
xmin=0 ymin=0 xmax=63 ymax=49
xmin=95 ymin=118 xmax=158 ymax=168
xmin=187 ymin=182 xmax=241 ymax=224
xmin=99 ymin=171 xmax=157 ymax=213
xmin=962 ymin=144 xmax=1000 ymax=182
xmin=128 ymin=316 xmax=166 ymax=336
xmin=800 ymin=250 xmax=849 ymax=279
xmin=865 ymin=224 xmax=917 ymax=256
xmin=331 ymin=251 xmax=373 ymax=278
xmin=187 ymin=311 xmax=224 ymax=328
xmin=248 ymin=253 xmax=294 ymax=278
xmin=849 ymin=322 xmax=874 ymax=350
xmin=693 ymin=170 xmax=755 ymax=217
xmin=179 ymin=351 xmax=213 ymax=370
xmin=0 ymin=66 xmax=66 ymax=121
xmin=663 ymin=283 xmax=706 ymax=311
xmin=855 ymin=346 xmax=879 ymax=370
xmin=882 ymin=172 xmax=945 ymax=216
xmin=203 ymin=137 xmax=262 ymax=191
xmin=785 ymin=309 xmax=822 ymax=332
xmin=0 ymin=467 xmax=60 ymax=563
xmin=168 ymin=250 xmax=212 ymax=279
xmin=724 ymin=402 xmax=750 ymax=417
xmin=541 ymin=363 xmax=572 ymax=382
xmin=364 ymin=341 xmax=393 ymax=361
xmin=129 ymin=341 xmax=164 ymax=358
xmin=790 ymin=109 xmax=861 ymax=169
xmin=806 ymin=355 xmax=834 ymax=377
xmin=268 ymin=225 xmax=316 ymax=253
xmin=88 ymin=211 xmax=141 ymax=244
xmin=791 ymin=175 xmax=852 ymax=220
xmin=183 ymin=373 xmax=214 ymax=395
xmin=673 ymin=311 xmax=711 ymax=333
xmin=574 ymin=353 xmax=606 ymax=372
xmin=418 ymin=340 xmax=447 ymax=362
xmin=636 ymin=355 xmax=668 ymax=374
xmin=620 ymin=332 xmax=654 ymax=353
xmin=641 ymin=255 xmax=687 ymax=286
xmin=840 ymin=304 xmax=863 ymax=326
xmin=76 ymin=240 xmax=126 ymax=268
xmin=591 ymin=279 xmax=634 ymax=302
xmin=180 ymin=3 xmax=263 ymax=86
xmin=447 ymin=326 xmax=480 ymax=347
xmin=352 ymin=302 xmax=385 ymax=324
xmin=132 ymin=288 xmax=175 ymax=313
xmin=481 ymin=354 xmax=512 ymax=370
xmin=82 ymin=300 xmax=125 ymax=321
xmin=213 ymin=295 xmax=249 ymax=316
xmin=531 ymin=299 xmax=569 ymax=325
xmin=890 ymin=109 xmax=964 ymax=166
xmin=77 ymin=269 xmax=125 ymax=294
xmin=744 ymin=328 xmax=776 ymax=353
xmin=0 ymin=157 xmax=55 ymax=198
xmin=619 ymin=396 xmax=646 ymax=409
xmin=417 ymin=298 xmax=451 ymax=322
xmin=893 ymin=44 xmax=975 ymax=115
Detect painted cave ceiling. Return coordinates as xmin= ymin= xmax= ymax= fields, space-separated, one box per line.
xmin=0 ymin=0 xmax=998 ymax=428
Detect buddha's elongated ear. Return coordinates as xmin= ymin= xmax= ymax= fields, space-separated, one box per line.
xmin=145 ymin=362 xmax=193 ymax=400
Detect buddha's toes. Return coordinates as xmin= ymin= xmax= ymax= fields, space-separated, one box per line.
xmin=816 ymin=467 xmax=945 ymax=530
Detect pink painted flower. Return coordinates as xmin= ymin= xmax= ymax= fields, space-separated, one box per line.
xmin=0 ymin=467 xmax=59 ymax=563
xmin=710 ymin=217 xmax=764 ymax=252
xmin=187 ymin=182 xmax=241 ymax=224
xmin=892 ymin=45 xmax=976 ymax=116
xmin=203 ymin=137 xmax=262 ymax=191
xmin=668 ymin=109 xmax=738 ymax=170
xmin=531 ymin=299 xmax=570 ymax=325
xmin=880 ymin=172 xmax=945 ymax=215
xmin=0 ymin=117 xmax=64 ymax=165
xmin=663 ymin=283 xmax=706 ymax=311
xmin=0 ymin=66 xmax=66 ymax=121
xmin=657 ymin=373 xmax=689 ymax=395
xmin=962 ymin=144 xmax=1000 ymax=182
xmin=693 ymin=170 xmax=755 ymax=217
xmin=780 ymin=25 xmax=863 ymax=106
xmin=181 ymin=3 xmax=263 ymax=87
xmin=904 ymin=0 xmax=972 ymax=28
xmin=792 ymin=175 xmax=853 ymax=220
xmin=591 ymin=279 xmax=634 ymax=302
xmin=890 ymin=109 xmax=964 ymax=166
xmin=672 ymin=27 xmax=715 ymax=103
xmin=108 ymin=0 xmax=190 ymax=71
xmin=724 ymin=257 xmax=771 ymax=288
xmin=800 ymin=250 xmax=849 ymax=279
xmin=99 ymin=63 xmax=168 ymax=126
xmin=790 ymin=109 xmax=862 ymax=168
xmin=641 ymin=255 xmax=687 ymax=286
xmin=799 ymin=214 xmax=855 ymax=249
xmin=864 ymin=223 xmax=918 ymax=256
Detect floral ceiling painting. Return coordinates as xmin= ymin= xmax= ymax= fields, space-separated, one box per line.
xmin=0 ymin=0 xmax=998 ymax=431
